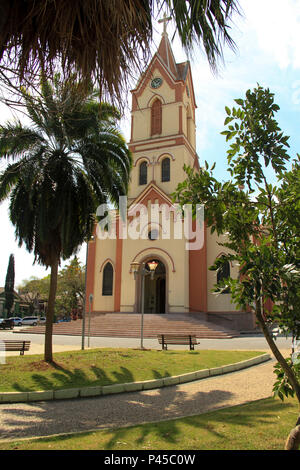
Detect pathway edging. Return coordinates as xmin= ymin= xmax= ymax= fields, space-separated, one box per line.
xmin=0 ymin=353 xmax=271 ymax=404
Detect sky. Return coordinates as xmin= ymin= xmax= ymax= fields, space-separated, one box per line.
xmin=0 ymin=0 xmax=300 ymax=287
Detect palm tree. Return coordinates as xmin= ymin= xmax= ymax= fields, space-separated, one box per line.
xmin=0 ymin=1 xmax=241 ymax=105
xmin=0 ymin=75 xmax=132 ymax=362
xmin=4 ymin=253 xmax=15 ymax=317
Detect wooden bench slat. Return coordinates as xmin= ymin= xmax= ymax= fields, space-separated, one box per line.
xmin=0 ymin=339 xmax=30 ymax=344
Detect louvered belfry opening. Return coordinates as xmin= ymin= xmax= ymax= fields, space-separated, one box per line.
xmin=151 ymin=99 xmax=162 ymax=135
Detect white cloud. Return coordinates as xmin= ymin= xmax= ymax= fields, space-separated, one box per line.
xmin=241 ymin=0 xmax=300 ymax=69
xmin=180 ymin=0 xmax=300 ymax=162
xmin=0 ymin=201 xmax=47 ymax=287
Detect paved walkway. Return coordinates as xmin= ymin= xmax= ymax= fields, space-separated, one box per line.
xmin=0 ymin=332 xmax=293 ymax=442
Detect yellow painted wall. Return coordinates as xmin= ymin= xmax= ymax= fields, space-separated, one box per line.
xmin=93 ymin=231 xmax=116 ymax=312
xmin=132 ymin=102 xmax=180 ymax=142
xmin=128 ymin=146 xmax=195 ymax=201
xmin=119 ymin=217 xmax=189 ymax=313
xmin=131 ymin=64 xmax=195 ymax=146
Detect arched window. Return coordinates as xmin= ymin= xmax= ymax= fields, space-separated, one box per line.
xmin=217 ymin=259 xmax=230 ymax=294
xmin=139 ymin=161 xmax=147 ymax=185
xmin=151 ymin=99 xmax=162 ymax=136
xmin=161 ymin=157 xmax=170 ymax=182
xmin=102 ymin=262 xmax=113 ymax=296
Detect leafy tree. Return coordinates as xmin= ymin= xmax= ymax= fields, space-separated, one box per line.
xmin=0 ymin=1 xmax=241 ymax=105
xmin=18 ymin=276 xmax=50 ymax=300
xmin=0 ymin=75 xmax=132 ymax=362
xmin=18 ymin=275 xmax=50 ymax=315
xmin=174 ymin=86 xmax=300 ymax=449
xmin=4 ymin=253 xmax=15 ymax=316
xmin=18 ymin=257 xmax=85 ymax=318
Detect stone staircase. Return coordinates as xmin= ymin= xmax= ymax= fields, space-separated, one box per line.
xmin=19 ymin=313 xmax=239 ymax=339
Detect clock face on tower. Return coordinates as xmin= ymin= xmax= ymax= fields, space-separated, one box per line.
xmin=150 ymin=77 xmax=163 ymax=89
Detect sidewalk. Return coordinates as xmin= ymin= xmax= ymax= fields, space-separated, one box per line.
xmin=1 ymin=328 xmax=294 ymax=355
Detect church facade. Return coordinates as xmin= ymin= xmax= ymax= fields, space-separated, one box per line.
xmin=85 ymin=29 xmax=255 ymax=331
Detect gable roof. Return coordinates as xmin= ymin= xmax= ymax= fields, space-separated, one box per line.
xmin=131 ymin=32 xmax=196 ymax=108
xmin=156 ymin=33 xmax=192 ymax=83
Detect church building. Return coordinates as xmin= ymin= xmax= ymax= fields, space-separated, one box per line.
xmin=85 ymin=23 xmax=255 ymax=332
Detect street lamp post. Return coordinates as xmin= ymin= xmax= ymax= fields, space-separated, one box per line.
xmin=130 ymin=260 xmax=158 ymax=349
xmin=88 ymin=293 xmax=93 ymax=348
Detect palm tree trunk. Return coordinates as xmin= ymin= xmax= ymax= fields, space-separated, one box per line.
xmin=44 ymin=258 xmax=59 ymax=363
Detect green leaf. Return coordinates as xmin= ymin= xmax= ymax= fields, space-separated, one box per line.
xmin=224 ymin=116 xmax=233 ymax=125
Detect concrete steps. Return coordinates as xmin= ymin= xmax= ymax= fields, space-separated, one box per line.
xmin=19 ymin=313 xmax=240 ymax=339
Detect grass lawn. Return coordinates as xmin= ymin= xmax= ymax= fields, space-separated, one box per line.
xmin=0 ymin=348 xmax=264 ymax=392
xmin=0 ymin=397 xmax=298 ymax=450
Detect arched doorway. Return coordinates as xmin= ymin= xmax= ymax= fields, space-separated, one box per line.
xmin=143 ymin=259 xmax=166 ymax=313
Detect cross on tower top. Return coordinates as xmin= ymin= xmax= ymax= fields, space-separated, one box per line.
xmin=158 ymin=12 xmax=172 ymax=35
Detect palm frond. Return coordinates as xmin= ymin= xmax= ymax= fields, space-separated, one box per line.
xmin=0 ymin=122 xmax=46 ymax=160
xmin=0 ymin=0 xmax=241 ymax=104
xmin=0 ymin=0 xmax=153 ymax=104
xmin=168 ymin=0 xmax=240 ymax=72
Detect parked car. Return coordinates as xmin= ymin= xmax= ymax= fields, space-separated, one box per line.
xmin=0 ymin=318 xmax=14 ymax=329
xmin=39 ymin=317 xmax=46 ymax=324
xmin=21 ymin=316 xmax=39 ymax=326
xmin=9 ymin=317 xmax=23 ymax=326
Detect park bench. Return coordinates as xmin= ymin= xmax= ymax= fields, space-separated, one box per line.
xmin=157 ymin=334 xmax=199 ymax=351
xmin=0 ymin=340 xmax=31 ymax=355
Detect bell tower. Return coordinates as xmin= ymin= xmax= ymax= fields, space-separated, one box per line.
xmin=128 ymin=21 xmax=198 ymax=204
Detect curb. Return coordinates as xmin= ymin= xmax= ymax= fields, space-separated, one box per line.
xmin=0 ymin=353 xmax=271 ymax=404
